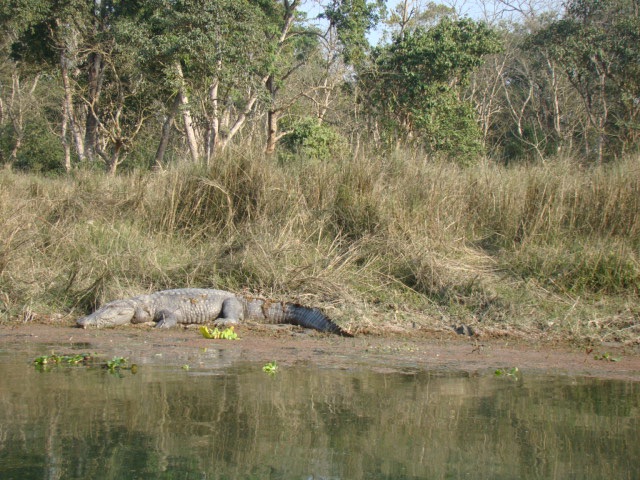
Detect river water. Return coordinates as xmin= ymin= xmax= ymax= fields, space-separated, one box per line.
xmin=0 ymin=350 xmax=638 ymax=479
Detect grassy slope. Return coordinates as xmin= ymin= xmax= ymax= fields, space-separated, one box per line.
xmin=1 ymin=149 xmax=638 ymax=344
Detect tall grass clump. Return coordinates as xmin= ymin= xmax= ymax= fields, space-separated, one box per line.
xmin=1 ymin=149 xmax=638 ymax=342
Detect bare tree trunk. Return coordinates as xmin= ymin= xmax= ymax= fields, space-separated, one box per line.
xmin=61 ymin=54 xmax=86 ymax=163
xmin=175 ymin=63 xmax=200 ymax=162
xmin=179 ymin=90 xmax=199 ymax=162
xmin=84 ymin=52 xmax=104 ymax=162
xmin=61 ymin=99 xmax=72 ymax=171
xmin=96 ymin=139 xmax=124 ymax=175
xmin=547 ymin=57 xmax=562 ymax=154
xmin=471 ymin=54 xmax=507 ymax=148
xmin=105 ymin=143 xmax=123 ymax=175
xmin=204 ymin=79 xmax=220 ymax=165
xmin=8 ymin=72 xmax=23 ymax=166
xmin=265 ymin=75 xmax=279 ymax=155
xmin=154 ymin=94 xmax=180 ymax=168
xmin=398 ymin=0 xmax=413 ymax=40
xmin=317 ymin=77 xmax=334 ymax=123
xmin=9 ymin=137 xmax=22 ymax=165
xmin=218 ymin=0 xmax=300 ymax=152
xmin=220 ymin=82 xmax=264 ymax=150
xmin=265 ymin=108 xmax=279 ymax=155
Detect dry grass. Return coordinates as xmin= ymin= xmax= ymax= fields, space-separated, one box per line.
xmin=1 ymin=148 xmax=638 ymax=344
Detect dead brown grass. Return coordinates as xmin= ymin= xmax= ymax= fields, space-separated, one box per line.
xmin=0 ymin=149 xmax=638 ymax=344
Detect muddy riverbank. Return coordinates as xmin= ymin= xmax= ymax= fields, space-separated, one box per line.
xmin=1 ymin=323 xmax=638 ymax=381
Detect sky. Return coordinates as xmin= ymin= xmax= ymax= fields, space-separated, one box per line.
xmin=302 ymin=0 xmax=489 ymax=47
xmin=303 ymin=0 xmax=564 ymax=45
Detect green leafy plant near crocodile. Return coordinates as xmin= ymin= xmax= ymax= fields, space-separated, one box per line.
xmin=262 ymin=361 xmax=278 ymax=375
xmin=199 ymin=325 xmax=238 ymax=340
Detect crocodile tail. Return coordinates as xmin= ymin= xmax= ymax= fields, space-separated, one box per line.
xmin=240 ymin=297 xmax=352 ymax=336
xmin=284 ymin=303 xmax=353 ymax=337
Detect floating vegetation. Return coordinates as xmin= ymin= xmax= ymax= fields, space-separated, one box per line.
xmin=32 ymin=352 xmax=137 ymax=375
xmin=199 ymin=326 xmax=239 ymax=340
xmin=33 ymin=353 xmax=93 ymax=367
xmin=105 ymin=356 xmax=128 ymax=372
xmin=594 ymin=352 xmax=622 ymax=362
xmin=262 ymin=361 xmax=278 ymax=375
xmin=494 ymin=367 xmax=520 ymax=380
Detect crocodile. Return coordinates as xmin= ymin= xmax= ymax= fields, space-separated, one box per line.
xmin=76 ymin=288 xmax=352 ymax=336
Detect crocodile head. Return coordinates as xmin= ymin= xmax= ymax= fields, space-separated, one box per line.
xmin=76 ymin=299 xmax=137 ymax=328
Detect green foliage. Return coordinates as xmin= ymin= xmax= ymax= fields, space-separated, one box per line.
xmin=105 ymin=356 xmax=127 ymax=371
xmin=363 ymin=17 xmax=502 ymax=160
xmin=508 ymin=241 xmax=640 ymax=295
xmin=33 ymin=353 xmax=91 ymax=366
xmin=494 ymin=367 xmax=519 ymax=379
xmin=199 ymin=325 xmax=239 ymax=340
xmin=410 ymin=89 xmax=484 ymax=162
xmin=528 ymin=0 xmax=640 ymax=161
xmin=280 ymin=117 xmax=349 ymax=161
xmin=385 ymin=1 xmax=455 ymax=34
xmin=323 ymin=0 xmax=385 ymax=65
xmin=262 ymin=361 xmax=278 ymax=375
xmin=2 ymin=0 xmax=640 ymax=170
xmin=32 ymin=352 xmax=137 ymax=374
xmin=12 ymin=121 xmax=66 ymax=174
xmin=133 ymin=0 xmax=270 ymax=83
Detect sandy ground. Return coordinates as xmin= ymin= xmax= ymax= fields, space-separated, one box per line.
xmin=1 ymin=322 xmax=639 ymax=381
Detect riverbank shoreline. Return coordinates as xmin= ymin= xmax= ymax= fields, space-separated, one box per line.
xmin=2 ymin=323 xmax=638 ymax=382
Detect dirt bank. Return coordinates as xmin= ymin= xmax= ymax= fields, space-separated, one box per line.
xmin=1 ymin=322 xmax=639 ymax=381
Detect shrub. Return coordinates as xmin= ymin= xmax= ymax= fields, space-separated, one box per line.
xmin=280 ymin=117 xmax=349 ymax=162
xmin=12 ymin=121 xmax=66 ymax=174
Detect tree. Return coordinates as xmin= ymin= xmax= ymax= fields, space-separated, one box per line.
xmin=263 ymin=0 xmax=385 ymax=156
xmin=530 ymin=0 xmax=640 ymax=161
xmin=127 ymin=0 xmax=323 ymax=162
xmin=474 ymin=21 xmax=583 ymax=162
xmin=0 ymin=0 xmax=56 ymax=168
xmin=362 ymin=17 xmax=502 ymax=160
xmin=384 ymin=0 xmax=456 ymax=40
xmin=323 ymin=0 xmax=385 ymax=66
xmin=3 ymin=0 xmax=155 ymax=173
xmin=125 ymin=0 xmax=279 ymax=165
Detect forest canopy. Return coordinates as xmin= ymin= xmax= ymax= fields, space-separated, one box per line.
xmin=1 ymin=0 xmax=639 ymax=173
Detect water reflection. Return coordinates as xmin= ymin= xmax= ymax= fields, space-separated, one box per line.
xmin=0 ymin=354 xmax=638 ymax=479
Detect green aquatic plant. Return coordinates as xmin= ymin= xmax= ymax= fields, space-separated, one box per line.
xmin=33 ymin=354 xmax=55 ymax=366
xmin=106 ymin=356 xmax=128 ymax=372
xmin=262 ymin=361 xmax=278 ymax=375
xmin=33 ymin=353 xmax=92 ymax=367
xmin=104 ymin=356 xmax=138 ymax=375
xmin=199 ymin=325 xmax=239 ymax=340
xmin=594 ymin=352 xmax=621 ymax=362
xmin=494 ymin=367 xmax=519 ymax=380
xmin=65 ymin=354 xmax=88 ymax=365
xmin=32 ymin=352 xmax=136 ymax=375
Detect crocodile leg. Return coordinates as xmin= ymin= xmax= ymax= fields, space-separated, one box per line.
xmin=212 ymin=297 xmax=244 ymax=326
xmin=155 ymin=310 xmax=180 ymax=328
